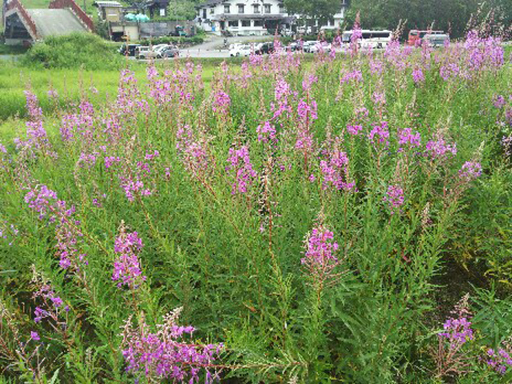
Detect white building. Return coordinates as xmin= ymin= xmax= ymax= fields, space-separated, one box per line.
xmin=196 ymin=0 xmax=348 ymax=36
xmin=196 ymin=0 xmax=291 ymax=36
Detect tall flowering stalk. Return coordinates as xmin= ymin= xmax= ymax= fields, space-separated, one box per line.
xmin=425 ymin=134 xmax=457 ymax=161
xmin=226 ymin=145 xmax=257 ymax=195
xmin=117 ymin=69 xmax=149 ymax=120
xmin=434 ymin=294 xmax=474 ymax=378
xmin=212 ymin=91 xmax=231 ymax=115
xmin=104 ymin=145 xmax=160 ymax=202
xmin=319 ymin=137 xmax=355 ymax=192
xmin=458 ymin=161 xmax=482 ymax=182
xmin=15 ymin=91 xmax=54 ymax=156
xmin=112 ymin=223 xmax=146 ymax=290
xmin=271 ymin=77 xmax=293 ymax=121
xmin=398 ymin=128 xmax=421 ymax=152
xmin=120 ymin=307 xmax=223 ymax=383
xmin=24 ymin=185 xmax=88 ymax=273
xmin=368 ymin=121 xmax=390 ymax=148
xmin=176 ymin=125 xmax=214 ymax=186
xmin=295 ymin=98 xmax=318 ymax=169
xmin=383 ymin=185 xmax=405 ymax=215
xmin=31 ymin=267 xmax=70 ymax=330
xmin=146 ymin=64 xmax=173 ymax=107
xmin=256 ymin=121 xmax=278 ymax=145
xmin=0 ymin=299 xmax=45 ymax=382
xmin=60 ymin=100 xmax=96 ymax=143
xmin=302 ymin=219 xmax=342 ymax=296
xmin=484 ymin=341 xmax=512 ymax=375
xmin=349 ymin=14 xmax=362 ymax=56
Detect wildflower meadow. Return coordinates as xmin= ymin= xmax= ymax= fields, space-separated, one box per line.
xmin=0 ymin=30 xmax=511 ymax=383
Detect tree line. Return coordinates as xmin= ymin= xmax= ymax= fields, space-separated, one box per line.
xmin=171 ymin=0 xmax=510 ymax=39
xmin=286 ymin=0 xmax=511 ymax=39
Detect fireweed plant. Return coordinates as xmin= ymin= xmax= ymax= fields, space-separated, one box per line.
xmin=0 ymin=29 xmax=511 ymax=383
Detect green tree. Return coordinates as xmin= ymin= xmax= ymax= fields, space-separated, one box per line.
xmin=167 ymin=0 xmax=197 ymax=21
xmin=345 ymin=0 xmax=484 ymax=39
xmin=283 ymin=0 xmax=343 ymax=29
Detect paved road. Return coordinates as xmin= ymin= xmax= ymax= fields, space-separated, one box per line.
xmin=179 ymin=35 xmax=274 ymax=58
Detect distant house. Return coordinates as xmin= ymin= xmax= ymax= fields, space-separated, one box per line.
xmin=144 ymin=0 xmax=169 ymax=18
xmin=196 ymin=0 xmax=349 ymax=36
xmin=93 ymin=1 xmax=122 ymax=22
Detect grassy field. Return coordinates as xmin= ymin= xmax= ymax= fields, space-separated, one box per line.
xmin=0 ymin=35 xmax=511 ymax=383
xmin=21 ymin=0 xmax=97 ymax=12
xmin=0 ymin=57 xmax=224 ymax=125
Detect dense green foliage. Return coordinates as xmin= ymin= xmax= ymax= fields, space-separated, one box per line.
xmin=21 ymin=33 xmax=123 ymax=70
xmin=346 ymin=0 xmax=512 ymax=39
xmin=0 ymin=38 xmax=511 ymax=383
xmin=140 ymin=35 xmax=204 ymax=46
xmin=166 ymin=0 xmax=197 ymax=21
xmin=283 ymin=0 xmax=341 ymax=26
xmin=0 ymin=45 xmax=28 ymax=55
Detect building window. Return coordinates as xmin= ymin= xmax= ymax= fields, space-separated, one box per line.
xmin=241 ymin=20 xmax=250 ymax=27
xmin=253 ymin=4 xmax=260 ymax=13
xmin=279 ymin=4 xmax=285 ymax=13
xmin=202 ymin=9 xmax=206 ymax=18
xmin=209 ymin=7 xmax=214 ymax=14
xmin=228 ymin=20 xmax=238 ymax=27
xmin=238 ymin=4 xmax=244 ymax=13
xmin=253 ymin=20 xmax=263 ymax=27
xmin=264 ymin=4 xmax=271 ymax=13
xmin=224 ymin=4 xmax=230 ymax=13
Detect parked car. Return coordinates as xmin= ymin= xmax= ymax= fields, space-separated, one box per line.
xmin=152 ymin=44 xmax=169 ymax=53
xmin=287 ymin=42 xmax=299 ymax=52
xmin=135 ymin=46 xmax=162 ymax=60
xmin=302 ymin=41 xmax=319 ymax=53
xmin=309 ymin=41 xmax=332 ymax=54
xmin=423 ymin=33 xmax=450 ymax=47
xmin=161 ymin=45 xmax=179 ymax=58
xmin=228 ymin=43 xmax=243 ymax=51
xmin=229 ymin=44 xmax=252 ymax=57
xmin=255 ymin=42 xmax=274 ymax=55
xmin=408 ymin=30 xmax=444 ymax=46
xmin=119 ymin=44 xmax=141 ymax=57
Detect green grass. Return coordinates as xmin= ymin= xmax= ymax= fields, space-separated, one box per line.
xmin=21 ymin=0 xmax=96 ymax=11
xmin=0 ymin=57 xmax=221 ymax=124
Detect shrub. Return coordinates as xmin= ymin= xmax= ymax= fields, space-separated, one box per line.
xmin=141 ymin=35 xmax=204 ymax=46
xmin=21 ymin=33 xmax=123 ymax=70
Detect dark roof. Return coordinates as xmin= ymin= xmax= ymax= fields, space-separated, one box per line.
xmin=212 ymin=13 xmax=288 ymax=21
xmin=93 ymin=1 xmax=122 ymax=7
xmin=196 ymin=0 xmax=223 ymax=8
xmin=145 ymin=0 xmax=169 ymax=7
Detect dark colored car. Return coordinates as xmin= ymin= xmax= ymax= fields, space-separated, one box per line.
xmin=256 ymin=42 xmax=274 ymax=55
xmin=161 ymin=46 xmax=179 ymax=58
xmin=119 ymin=44 xmax=141 ymax=57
